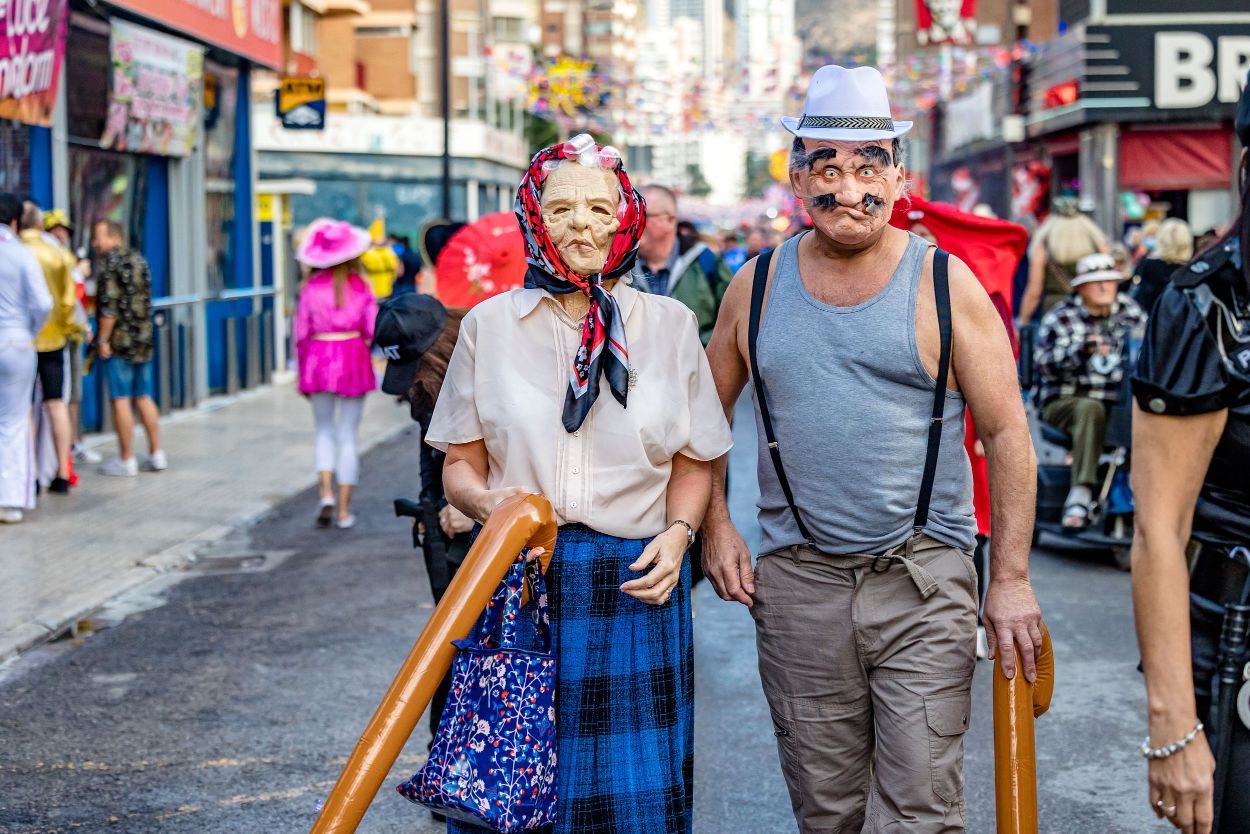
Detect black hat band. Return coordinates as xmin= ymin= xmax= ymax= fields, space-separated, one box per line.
xmin=798 ymin=115 xmax=897 ymax=131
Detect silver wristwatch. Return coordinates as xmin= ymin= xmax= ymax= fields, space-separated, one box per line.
xmin=670 ymin=519 xmax=696 ymax=547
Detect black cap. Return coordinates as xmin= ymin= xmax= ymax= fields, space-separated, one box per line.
xmin=1237 ymin=67 xmax=1250 ymax=148
xmin=419 ymin=219 xmax=466 ymax=267
xmin=374 ymin=293 xmax=448 ymax=396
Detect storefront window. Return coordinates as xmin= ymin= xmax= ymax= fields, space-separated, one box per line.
xmin=0 ymin=121 xmax=30 ymax=194
xmin=65 ymin=23 xmax=111 ymax=145
xmin=205 ymin=60 xmax=238 ymax=292
xmin=68 ymin=147 xmax=149 ymax=256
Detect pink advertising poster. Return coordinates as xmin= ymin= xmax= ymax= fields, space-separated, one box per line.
xmin=0 ymin=0 xmax=69 ymax=126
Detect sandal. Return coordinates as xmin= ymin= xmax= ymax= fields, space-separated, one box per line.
xmin=1062 ymin=500 xmax=1091 ymax=530
xmin=316 ymin=497 xmax=335 ymax=528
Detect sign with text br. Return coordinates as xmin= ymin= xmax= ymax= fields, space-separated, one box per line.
xmin=277 ymin=76 xmax=325 ymax=130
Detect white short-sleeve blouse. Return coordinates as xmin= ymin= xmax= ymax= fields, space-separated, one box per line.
xmin=426 ymin=280 xmax=733 ymax=539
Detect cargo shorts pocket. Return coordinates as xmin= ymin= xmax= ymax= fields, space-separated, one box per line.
xmin=924 ymin=687 xmax=971 ymax=805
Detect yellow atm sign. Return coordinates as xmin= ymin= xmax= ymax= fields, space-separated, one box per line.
xmin=276 ymin=77 xmax=326 ymax=130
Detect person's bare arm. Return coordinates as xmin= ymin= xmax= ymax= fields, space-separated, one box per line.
xmin=621 ymin=453 xmax=712 ymax=605
xmin=442 ymin=439 xmax=533 ymax=523
xmin=1132 ymin=406 xmax=1225 ymax=834
xmin=1017 ymin=241 xmax=1046 ymax=326
xmin=702 ymin=260 xmax=756 ymax=605
xmin=948 ymin=256 xmax=1043 ymax=681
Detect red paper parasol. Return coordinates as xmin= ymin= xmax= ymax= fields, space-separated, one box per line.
xmin=890 ymin=195 xmax=1027 ymax=315
xmin=434 ymin=211 xmax=527 ymax=308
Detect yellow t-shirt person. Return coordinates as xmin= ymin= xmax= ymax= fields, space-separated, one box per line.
xmin=360 ymin=244 xmax=399 ymax=298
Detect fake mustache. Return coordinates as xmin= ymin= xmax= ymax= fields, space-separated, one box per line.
xmin=803 ymin=193 xmax=888 ymax=214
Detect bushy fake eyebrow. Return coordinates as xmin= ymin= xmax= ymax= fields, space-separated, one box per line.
xmin=852 ymin=145 xmax=894 ymax=168
xmin=803 ymin=148 xmax=839 ymax=169
xmin=802 ymin=145 xmax=894 ymax=171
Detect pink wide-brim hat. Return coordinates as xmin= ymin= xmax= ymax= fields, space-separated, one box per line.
xmin=296 ymin=219 xmax=372 ymax=269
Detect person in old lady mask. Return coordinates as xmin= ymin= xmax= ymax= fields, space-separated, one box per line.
xmin=425 ymin=134 xmax=733 ymax=834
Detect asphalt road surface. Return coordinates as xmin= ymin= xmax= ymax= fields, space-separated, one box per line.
xmin=0 ymin=410 xmax=1168 ymax=833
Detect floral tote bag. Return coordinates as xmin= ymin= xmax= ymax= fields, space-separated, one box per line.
xmin=397 ymin=554 xmax=557 ymax=831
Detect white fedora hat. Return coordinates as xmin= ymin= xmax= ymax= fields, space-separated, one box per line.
xmin=781 ymin=65 xmax=913 ymax=142
xmin=1071 ymin=253 xmax=1123 ymax=287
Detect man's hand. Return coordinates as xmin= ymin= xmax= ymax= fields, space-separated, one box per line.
xmin=439 ymin=504 xmax=474 ymax=537
xmin=621 ymin=525 xmax=687 ymax=605
xmin=701 ymin=516 xmax=755 ymax=606
xmin=97 ymin=340 xmax=113 ymax=359
xmin=983 ymin=576 xmax=1044 ymax=682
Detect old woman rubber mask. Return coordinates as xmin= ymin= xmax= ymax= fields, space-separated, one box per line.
xmin=791 ymin=137 xmax=905 ymax=247
xmin=513 ymin=135 xmax=646 ymax=432
xmin=540 ymin=161 xmax=622 ymax=275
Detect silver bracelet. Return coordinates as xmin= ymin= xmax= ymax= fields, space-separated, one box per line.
xmin=1139 ymin=721 xmax=1204 ymax=760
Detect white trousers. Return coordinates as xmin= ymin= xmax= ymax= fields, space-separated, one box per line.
xmin=309 ymin=393 xmax=365 ymax=486
xmin=0 ymin=335 xmax=36 ymax=510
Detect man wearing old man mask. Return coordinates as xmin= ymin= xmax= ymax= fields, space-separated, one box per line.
xmin=425 ymin=134 xmax=732 ymax=833
xmin=701 ymin=66 xmax=1045 ymax=832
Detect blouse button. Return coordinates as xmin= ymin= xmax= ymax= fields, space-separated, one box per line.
xmin=1149 ymin=398 xmax=1167 ymax=414
xmin=571 ymin=467 xmax=580 ymax=475
xmin=573 ymin=430 xmax=581 ymax=438
xmin=569 ymin=501 xmax=578 ymax=509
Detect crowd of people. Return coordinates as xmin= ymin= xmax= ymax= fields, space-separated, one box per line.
xmin=0 ymin=193 xmax=163 ymax=525
xmin=4 ymin=54 xmax=1247 ymax=834
xmin=352 ymin=64 xmax=1249 ymax=834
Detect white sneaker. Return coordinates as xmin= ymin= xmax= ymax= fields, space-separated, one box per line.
xmin=335 ymin=514 xmax=357 ymax=530
xmin=99 ymin=457 xmax=139 ymax=477
xmin=0 ymin=508 xmax=23 ymax=523
xmin=141 ymin=450 xmax=168 ymax=472
xmin=976 ymin=625 xmax=989 ymax=661
xmin=73 ymin=444 xmax=103 ymax=464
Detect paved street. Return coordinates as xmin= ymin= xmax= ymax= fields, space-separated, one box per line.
xmin=0 ymin=380 xmax=410 ymax=661
xmin=0 ymin=400 xmax=1167 ymax=832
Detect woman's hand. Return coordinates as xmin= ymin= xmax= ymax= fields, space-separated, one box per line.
xmin=468 ymin=485 xmax=534 ymax=524
xmin=439 ymin=503 xmax=475 ymax=537
xmin=1148 ymin=726 xmax=1216 ymax=834
xmin=620 ymin=524 xmax=688 ymax=605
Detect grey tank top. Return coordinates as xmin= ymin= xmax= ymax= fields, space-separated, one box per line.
xmin=753 ymin=232 xmax=977 ymax=556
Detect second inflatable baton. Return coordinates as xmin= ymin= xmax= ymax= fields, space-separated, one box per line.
xmin=993 ymin=624 xmax=1055 ymax=834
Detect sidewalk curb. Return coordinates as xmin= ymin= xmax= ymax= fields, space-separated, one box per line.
xmin=0 ymin=420 xmax=415 ymax=663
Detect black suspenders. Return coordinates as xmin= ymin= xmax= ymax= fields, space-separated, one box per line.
xmin=747 ymin=246 xmax=954 ymax=551
xmin=748 ymin=248 xmax=816 ymax=545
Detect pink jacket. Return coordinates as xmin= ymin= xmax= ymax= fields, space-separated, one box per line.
xmin=295 ymin=270 xmax=378 ymax=397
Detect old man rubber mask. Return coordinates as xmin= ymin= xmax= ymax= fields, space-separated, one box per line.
xmin=790 ymin=137 xmax=906 ymax=247
xmin=540 ymin=162 xmax=622 ymax=275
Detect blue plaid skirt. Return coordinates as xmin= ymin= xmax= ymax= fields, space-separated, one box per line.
xmin=448 ymin=526 xmax=694 ymax=834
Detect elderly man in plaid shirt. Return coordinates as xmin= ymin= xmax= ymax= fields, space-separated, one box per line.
xmin=1035 ymin=253 xmax=1146 ymax=529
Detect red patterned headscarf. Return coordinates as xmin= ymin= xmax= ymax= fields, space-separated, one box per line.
xmin=514 ymin=134 xmax=647 ymax=433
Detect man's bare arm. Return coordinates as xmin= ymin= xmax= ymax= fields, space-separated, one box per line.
xmin=948 ymin=256 xmax=1043 ymax=681
xmin=702 ymin=259 xmax=756 ymax=604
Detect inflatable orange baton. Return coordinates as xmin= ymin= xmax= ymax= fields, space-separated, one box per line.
xmin=310 ymin=493 xmax=557 ymax=834
xmin=993 ymin=624 xmax=1055 ymax=834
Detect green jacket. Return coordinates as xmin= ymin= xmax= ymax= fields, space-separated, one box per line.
xmin=636 ymin=242 xmax=732 ymax=345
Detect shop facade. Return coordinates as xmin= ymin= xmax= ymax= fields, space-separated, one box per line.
xmin=254 ymin=111 xmax=530 ymax=246
xmin=929 ymin=76 xmax=1024 ymax=220
xmin=6 ymin=0 xmax=282 ymax=430
xmin=1024 ymin=16 xmax=1249 ymax=238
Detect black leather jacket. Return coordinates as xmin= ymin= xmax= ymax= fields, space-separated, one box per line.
xmin=1132 ymin=237 xmax=1250 ymax=549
